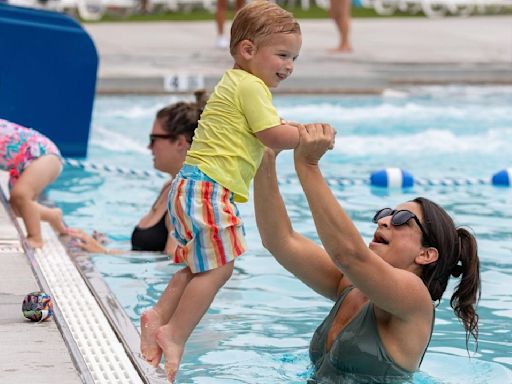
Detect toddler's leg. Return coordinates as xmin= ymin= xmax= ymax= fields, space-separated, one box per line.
xmin=140 ymin=267 xmax=193 ymax=367
xmin=38 ymin=204 xmax=66 ymax=234
xmin=156 ymin=261 xmax=234 ymax=383
xmin=9 ymin=156 xmax=62 ymax=248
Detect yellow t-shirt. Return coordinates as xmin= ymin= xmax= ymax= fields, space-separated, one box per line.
xmin=185 ymin=69 xmax=281 ymax=202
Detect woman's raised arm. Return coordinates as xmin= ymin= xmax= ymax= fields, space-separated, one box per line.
xmin=254 ymin=148 xmax=345 ymax=301
xmin=293 ymin=124 xmax=433 ymax=319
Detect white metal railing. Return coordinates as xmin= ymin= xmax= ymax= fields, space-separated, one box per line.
xmin=357 ymin=0 xmax=512 ymax=17
xmin=5 ymin=0 xmax=511 ymax=25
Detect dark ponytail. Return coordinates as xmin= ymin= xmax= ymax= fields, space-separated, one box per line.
xmin=450 ymin=228 xmax=481 ymax=348
xmin=413 ymin=197 xmax=481 ymax=350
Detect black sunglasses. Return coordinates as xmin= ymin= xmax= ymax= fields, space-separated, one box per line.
xmin=149 ymin=133 xmax=173 ymax=146
xmin=372 ymin=208 xmax=431 ymax=245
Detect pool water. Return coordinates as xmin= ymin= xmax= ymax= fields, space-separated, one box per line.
xmin=50 ymin=86 xmax=512 ymax=383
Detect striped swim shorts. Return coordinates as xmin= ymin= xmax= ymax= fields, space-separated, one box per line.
xmin=168 ymin=164 xmax=247 ymax=273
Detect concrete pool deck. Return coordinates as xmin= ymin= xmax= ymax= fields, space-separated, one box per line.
xmin=0 ymin=14 xmax=511 ymax=383
xmin=85 ymin=16 xmax=512 ymax=94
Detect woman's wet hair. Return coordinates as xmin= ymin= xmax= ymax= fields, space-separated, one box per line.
xmin=155 ymin=89 xmax=208 ymax=143
xmin=413 ymin=197 xmax=481 ymax=349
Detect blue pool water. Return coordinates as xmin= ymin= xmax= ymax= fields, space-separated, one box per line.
xmin=50 ymin=86 xmax=512 ymax=383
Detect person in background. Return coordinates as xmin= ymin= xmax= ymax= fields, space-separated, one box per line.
xmin=0 ymin=118 xmax=66 ymax=248
xmin=254 ymin=124 xmax=481 ymax=383
xmin=68 ymin=91 xmax=207 ymax=255
xmin=329 ymin=0 xmax=353 ymax=53
xmin=215 ymin=0 xmax=245 ymax=48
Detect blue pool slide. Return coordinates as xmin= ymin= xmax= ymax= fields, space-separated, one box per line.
xmin=0 ymin=3 xmax=97 ymax=157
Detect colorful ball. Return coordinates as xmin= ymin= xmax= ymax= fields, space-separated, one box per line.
xmin=22 ymin=291 xmax=54 ymax=322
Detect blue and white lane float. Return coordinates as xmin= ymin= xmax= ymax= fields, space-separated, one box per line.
xmin=370 ymin=168 xmax=414 ymax=189
xmin=63 ymin=159 xmax=511 ymax=189
xmin=491 ymin=168 xmax=512 ymax=186
xmin=369 ymin=168 xmax=512 ymax=188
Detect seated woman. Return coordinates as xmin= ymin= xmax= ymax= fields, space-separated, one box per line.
xmin=254 ymin=124 xmax=481 ymax=383
xmin=69 ymin=90 xmax=207 ymax=255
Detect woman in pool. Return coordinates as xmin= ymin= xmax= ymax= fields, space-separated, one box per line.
xmin=69 ymin=90 xmax=206 ymax=255
xmin=254 ymin=123 xmax=481 ymax=382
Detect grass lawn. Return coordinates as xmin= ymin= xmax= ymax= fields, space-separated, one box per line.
xmin=91 ymin=4 xmax=423 ymax=22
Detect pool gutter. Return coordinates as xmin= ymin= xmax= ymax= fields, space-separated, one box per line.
xmin=68 ymin=248 xmax=169 ymax=384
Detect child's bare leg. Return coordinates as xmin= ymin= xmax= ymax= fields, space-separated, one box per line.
xmin=156 ymin=261 xmax=234 ymax=382
xmin=38 ymin=204 xmax=66 ymax=234
xmin=10 ymin=184 xmax=41 ymax=247
xmin=9 ymin=155 xmax=62 ymax=248
xmin=141 ymin=267 xmax=193 ymax=367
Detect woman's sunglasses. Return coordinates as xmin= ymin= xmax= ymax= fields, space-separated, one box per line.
xmin=149 ymin=133 xmax=173 ymax=146
xmin=372 ymin=208 xmax=431 ymax=244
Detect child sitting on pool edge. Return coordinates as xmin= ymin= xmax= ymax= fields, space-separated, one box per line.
xmin=139 ymin=1 xmax=336 ymax=381
xmin=0 ymin=119 xmax=66 ymax=248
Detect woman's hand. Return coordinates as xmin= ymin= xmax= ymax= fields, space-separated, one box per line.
xmin=67 ymin=228 xmax=107 ymax=253
xmin=294 ymin=123 xmax=336 ymax=167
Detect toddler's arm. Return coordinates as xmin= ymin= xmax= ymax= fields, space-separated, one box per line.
xmin=255 ymin=123 xmax=299 ymax=150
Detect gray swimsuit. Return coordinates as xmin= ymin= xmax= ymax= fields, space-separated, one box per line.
xmin=309 ymin=287 xmax=434 ymax=383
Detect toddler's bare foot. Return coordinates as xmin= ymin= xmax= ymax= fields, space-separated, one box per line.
xmin=155 ymin=324 xmax=185 ymax=383
xmin=48 ymin=208 xmax=66 ymax=234
xmin=140 ymin=309 xmax=163 ymax=367
xmin=26 ymin=236 xmax=44 ymax=249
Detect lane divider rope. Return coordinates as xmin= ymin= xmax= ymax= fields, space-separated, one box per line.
xmin=63 ymin=159 xmax=511 ymax=188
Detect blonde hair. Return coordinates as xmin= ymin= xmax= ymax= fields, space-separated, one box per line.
xmin=230 ymin=0 xmax=301 ymax=56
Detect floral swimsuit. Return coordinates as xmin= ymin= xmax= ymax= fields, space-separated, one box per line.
xmin=0 ymin=119 xmax=62 ymax=189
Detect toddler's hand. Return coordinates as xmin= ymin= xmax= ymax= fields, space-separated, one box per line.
xmin=294 ymin=123 xmax=336 ymax=167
